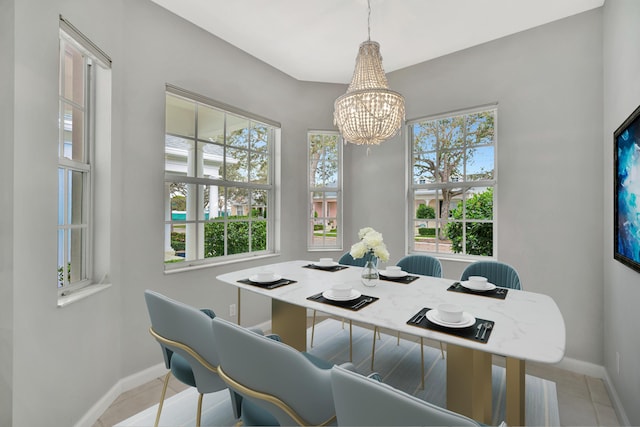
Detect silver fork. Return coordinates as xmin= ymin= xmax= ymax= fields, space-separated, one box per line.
xmin=481 ymin=323 xmax=493 ymax=340
xmin=352 ymin=297 xmax=373 ymax=309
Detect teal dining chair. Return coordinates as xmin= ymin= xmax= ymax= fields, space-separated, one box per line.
xmin=144 ymin=290 xmax=228 ymax=427
xmin=371 ymin=254 xmax=444 ymax=389
xmin=461 ymin=260 xmax=522 ymax=290
xmin=144 ymin=290 xmax=274 ymax=426
xmin=213 ymin=317 xmax=364 ymax=426
xmin=337 ymin=250 xmax=377 ymax=267
xmin=330 ymin=365 xmax=483 ymax=426
xmin=310 ymin=251 xmax=379 ymax=361
xmin=396 ymin=254 xmax=442 ymax=278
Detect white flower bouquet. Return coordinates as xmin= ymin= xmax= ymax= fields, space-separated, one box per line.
xmin=350 ymin=227 xmax=390 ymax=262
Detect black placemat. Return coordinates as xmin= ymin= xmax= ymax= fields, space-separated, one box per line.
xmin=237 ymin=278 xmax=297 ymax=289
xmin=406 ymin=307 xmax=494 ymax=344
xmin=378 ymin=273 xmax=420 ymax=284
xmin=307 ymin=292 xmax=378 ymax=311
xmin=447 ymin=281 xmax=509 ymax=299
xmin=302 ymin=264 xmax=349 ymax=272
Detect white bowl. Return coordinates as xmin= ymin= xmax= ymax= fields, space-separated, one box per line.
xmin=469 ymin=276 xmax=488 ymax=286
xmin=318 ymin=258 xmax=334 ymax=267
xmin=382 ymin=266 xmax=406 ymax=277
xmin=331 ymin=283 xmax=352 ymax=298
xmin=437 ymin=303 xmax=464 ymax=323
xmin=256 ymin=271 xmax=277 ymax=282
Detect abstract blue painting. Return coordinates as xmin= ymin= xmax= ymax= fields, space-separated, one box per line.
xmin=614 ymin=104 xmax=640 ymax=273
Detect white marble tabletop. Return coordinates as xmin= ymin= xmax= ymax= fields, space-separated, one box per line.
xmin=216 ymin=260 xmax=566 ymax=364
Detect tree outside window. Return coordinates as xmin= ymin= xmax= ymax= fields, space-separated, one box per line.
xmin=409 ymin=107 xmax=496 ymax=256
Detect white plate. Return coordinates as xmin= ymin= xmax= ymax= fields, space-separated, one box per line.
xmin=249 ymin=274 xmax=282 ymax=284
xmin=380 ymin=270 xmax=408 ymax=278
xmin=461 ymin=281 xmax=496 ymax=292
xmin=313 ymin=261 xmax=339 ymax=268
xmin=322 ymin=289 xmax=362 ymax=301
xmin=426 ymin=310 xmax=476 ymax=328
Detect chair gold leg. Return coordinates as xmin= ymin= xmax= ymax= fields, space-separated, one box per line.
xmin=196 ymin=393 xmax=204 ymax=427
xmin=349 ymin=320 xmax=353 ymax=362
xmin=421 ymin=337 xmax=425 ymax=389
xmin=154 ymin=371 xmax=171 ymax=427
xmin=310 ymin=310 xmax=317 ymax=348
xmin=371 ymin=327 xmax=377 ymax=370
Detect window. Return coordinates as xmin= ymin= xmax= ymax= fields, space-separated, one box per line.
xmin=164 ymin=86 xmax=280 ymax=270
xmin=58 ymin=18 xmax=111 ymax=295
xmin=308 ymin=131 xmax=342 ymax=250
xmin=408 ymin=106 xmax=496 ymax=257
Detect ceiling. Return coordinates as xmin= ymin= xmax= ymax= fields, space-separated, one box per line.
xmin=150 ymin=0 xmax=604 ymax=84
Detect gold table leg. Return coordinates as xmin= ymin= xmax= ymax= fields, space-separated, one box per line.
xmin=506 ymin=357 xmax=526 ymax=426
xmin=271 ymin=299 xmax=307 ymax=351
xmin=446 ymin=344 xmax=492 ymax=424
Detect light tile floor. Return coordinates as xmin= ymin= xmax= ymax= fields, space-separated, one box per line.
xmin=93 ymin=321 xmax=621 ymax=427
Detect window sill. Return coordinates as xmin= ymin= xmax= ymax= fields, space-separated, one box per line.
xmin=164 ymin=253 xmax=281 ymax=275
xmin=57 ymin=283 xmax=112 ymax=308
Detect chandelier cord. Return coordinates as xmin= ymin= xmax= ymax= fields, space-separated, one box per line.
xmin=367 ymin=0 xmax=371 ymax=41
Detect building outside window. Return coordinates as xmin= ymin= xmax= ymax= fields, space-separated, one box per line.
xmin=408 ymin=106 xmax=496 ymax=257
xmin=308 ymin=131 xmax=342 ymax=250
xmin=57 ymin=18 xmax=111 ymax=295
xmin=164 ymin=87 xmax=280 ymax=270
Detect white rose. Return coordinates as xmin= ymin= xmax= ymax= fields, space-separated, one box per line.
xmin=350 ymin=241 xmax=367 ymax=259
xmin=358 ymin=227 xmax=375 ymax=240
xmin=373 ymin=246 xmax=390 ymax=262
xmin=363 ymin=231 xmax=383 ymax=248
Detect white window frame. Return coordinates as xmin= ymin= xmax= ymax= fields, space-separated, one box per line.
xmin=407 ymin=105 xmax=497 ymax=259
xmin=57 ymin=17 xmax=111 ymax=299
xmin=164 ymin=85 xmax=280 ymax=271
xmin=307 ymin=131 xmax=343 ymax=251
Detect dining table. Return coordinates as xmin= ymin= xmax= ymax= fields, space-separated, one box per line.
xmin=216 ymin=259 xmax=566 ymax=426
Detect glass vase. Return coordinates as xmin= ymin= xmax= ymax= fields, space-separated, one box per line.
xmin=361 ymin=259 xmax=379 ymax=287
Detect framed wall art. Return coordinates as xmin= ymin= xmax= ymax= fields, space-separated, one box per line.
xmin=614 ymin=103 xmax=640 ymax=273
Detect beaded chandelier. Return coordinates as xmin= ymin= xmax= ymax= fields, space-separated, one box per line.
xmin=333 ymin=1 xmax=405 ymax=146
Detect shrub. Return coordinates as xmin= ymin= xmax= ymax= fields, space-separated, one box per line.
xmin=445 ymin=188 xmax=493 ymax=256
xmin=204 ymin=220 xmax=267 ymax=257
xmin=416 ymin=204 xmax=435 ymax=219
xmin=171 ymin=232 xmax=185 ymax=252
xmin=418 ymin=227 xmax=436 ymax=237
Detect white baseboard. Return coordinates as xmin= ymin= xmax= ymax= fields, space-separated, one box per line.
xmin=74 ymin=362 xmax=166 ymax=427
xmin=602 ymin=370 xmax=631 ymax=426
xmin=553 ymin=356 xmax=607 ymax=378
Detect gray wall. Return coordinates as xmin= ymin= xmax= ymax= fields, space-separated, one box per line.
xmin=603 ymin=1 xmax=640 ymax=425
xmin=8 ymin=0 xmax=639 ymax=425
xmin=1 ymin=1 xmax=15 ymax=425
